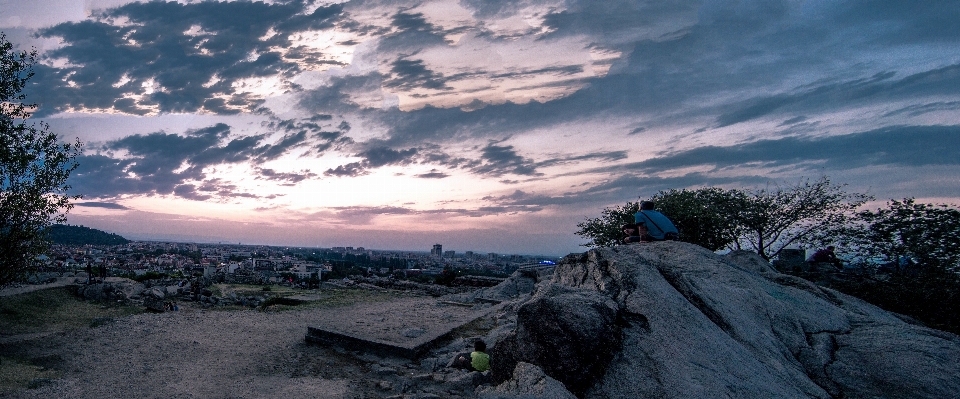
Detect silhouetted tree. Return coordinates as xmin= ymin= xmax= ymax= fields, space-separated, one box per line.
xmin=829 ymin=199 xmax=960 ymax=334
xmin=0 ymin=33 xmax=82 ymax=286
xmin=576 ymin=177 xmax=870 ymax=261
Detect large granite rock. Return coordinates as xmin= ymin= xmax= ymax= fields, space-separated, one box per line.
xmin=490 ymin=242 xmax=960 ymax=399
xmin=490 ymin=285 xmax=622 ymax=396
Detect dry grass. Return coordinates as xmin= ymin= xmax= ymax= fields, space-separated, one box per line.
xmin=0 ymin=286 xmax=142 ymax=393
xmin=0 ymin=286 xmax=142 ymax=335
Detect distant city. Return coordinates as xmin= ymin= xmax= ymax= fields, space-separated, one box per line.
xmin=40 ymin=240 xmax=561 ymax=284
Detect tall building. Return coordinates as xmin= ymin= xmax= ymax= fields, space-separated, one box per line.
xmin=431 ymin=244 xmax=442 ymax=257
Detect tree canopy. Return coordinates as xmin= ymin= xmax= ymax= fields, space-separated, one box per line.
xmin=576 ymin=177 xmax=871 ymax=260
xmin=1 ymin=33 xmax=82 ymax=286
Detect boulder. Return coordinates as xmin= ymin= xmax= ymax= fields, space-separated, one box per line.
xmin=77 ymin=278 xmax=145 ymax=302
xmin=478 ymin=362 xmax=576 ymax=399
xmin=490 ymin=285 xmax=622 ymax=397
xmin=493 ymin=242 xmax=960 ymax=399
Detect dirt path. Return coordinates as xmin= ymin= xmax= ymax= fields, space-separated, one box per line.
xmin=2 ymin=294 xmax=488 ymax=399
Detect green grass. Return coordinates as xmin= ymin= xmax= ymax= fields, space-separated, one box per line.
xmin=0 ymin=287 xmax=143 ymax=336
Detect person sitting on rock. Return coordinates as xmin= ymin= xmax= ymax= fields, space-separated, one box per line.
xmin=634 ymin=201 xmax=679 ymax=241
xmin=453 ymin=340 xmax=490 ymax=372
xmin=623 ymin=222 xmax=654 ymax=243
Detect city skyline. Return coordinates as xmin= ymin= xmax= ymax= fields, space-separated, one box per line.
xmin=3 ymin=0 xmax=959 ymax=256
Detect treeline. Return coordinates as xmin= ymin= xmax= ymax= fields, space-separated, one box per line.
xmin=577 ymin=177 xmax=960 ymax=334
xmin=46 ymin=224 xmax=130 ymax=246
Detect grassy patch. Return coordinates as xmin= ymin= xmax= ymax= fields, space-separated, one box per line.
xmin=0 ymin=356 xmax=63 ymax=394
xmin=0 ymin=287 xmax=142 ymax=336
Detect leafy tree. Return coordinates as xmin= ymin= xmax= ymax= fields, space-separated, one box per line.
xmin=650 ymin=187 xmax=744 ymax=251
xmin=849 ymin=199 xmax=960 ymax=273
xmin=575 ymin=201 xmax=640 ymax=248
xmin=0 ymin=33 xmax=82 ymax=286
xmin=829 ymin=199 xmax=960 ymax=334
xmin=576 ymin=177 xmax=870 ymax=261
xmin=729 ymin=176 xmax=870 ymax=260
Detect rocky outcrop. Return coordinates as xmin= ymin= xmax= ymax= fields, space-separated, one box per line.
xmin=478 ymin=362 xmax=577 ymax=399
xmin=76 ymin=278 xmax=145 ymax=303
xmin=490 ymin=242 xmax=960 ymax=399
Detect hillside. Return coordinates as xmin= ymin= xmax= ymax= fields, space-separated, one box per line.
xmin=46 ymin=224 xmax=130 ymax=246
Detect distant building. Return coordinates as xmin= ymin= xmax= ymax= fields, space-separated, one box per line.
xmin=431 ymin=244 xmax=442 ymax=257
xmin=444 ymin=250 xmax=456 ymax=258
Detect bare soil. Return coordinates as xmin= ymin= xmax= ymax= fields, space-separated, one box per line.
xmin=0 ymin=283 xmax=494 ymax=399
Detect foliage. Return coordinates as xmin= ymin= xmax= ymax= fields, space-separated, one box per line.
xmin=649 ymin=187 xmax=744 ymax=251
xmin=0 ymin=33 xmax=82 ymax=286
xmin=849 ymin=199 xmax=960 ymax=273
xmin=576 ymin=177 xmax=869 ymax=260
xmin=728 ymin=176 xmax=870 ymax=260
xmin=46 ymin=224 xmax=130 ymax=246
xmin=129 ymin=271 xmax=167 ymax=282
xmin=831 ymin=267 xmax=960 ymax=335
xmin=823 ymin=199 xmax=960 ymax=334
xmin=575 ymin=201 xmax=640 ymax=248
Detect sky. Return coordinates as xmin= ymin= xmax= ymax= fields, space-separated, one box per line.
xmin=2 ymin=0 xmax=959 ymax=256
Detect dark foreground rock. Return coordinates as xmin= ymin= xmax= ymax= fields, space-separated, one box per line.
xmin=488 ymin=242 xmax=960 ymax=399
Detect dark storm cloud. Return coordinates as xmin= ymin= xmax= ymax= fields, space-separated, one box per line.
xmin=626 ymin=125 xmax=960 ymax=173
xmin=32 ymin=1 xmax=343 ymax=116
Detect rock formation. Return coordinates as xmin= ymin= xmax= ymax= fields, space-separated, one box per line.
xmin=488 ymin=242 xmax=960 ymax=399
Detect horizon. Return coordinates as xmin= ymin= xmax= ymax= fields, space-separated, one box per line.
xmin=4 ymin=0 xmax=959 ymax=256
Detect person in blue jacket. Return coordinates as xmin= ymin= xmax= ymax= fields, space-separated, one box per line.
xmin=632 ymin=201 xmax=679 ymax=241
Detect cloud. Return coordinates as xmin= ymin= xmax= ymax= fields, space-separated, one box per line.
xmin=383 ymin=58 xmax=451 ymax=90
xmin=414 ymin=169 xmax=449 ymax=179
xmin=68 ymin=123 xmax=315 ymax=200
xmin=469 ymin=142 xmax=541 ymax=177
xmin=713 ymin=67 xmax=960 ymax=127
xmin=257 ymin=168 xmax=318 ymax=184
xmin=32 ymin=1 xmax=344 ymax=116
xmin=324 ymin=162 xmax=367 ymax=177
xmin=625 ymin=125 xmax=960 ymax=173
xmin=74 ymin=202 xmax=129 ymax=210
